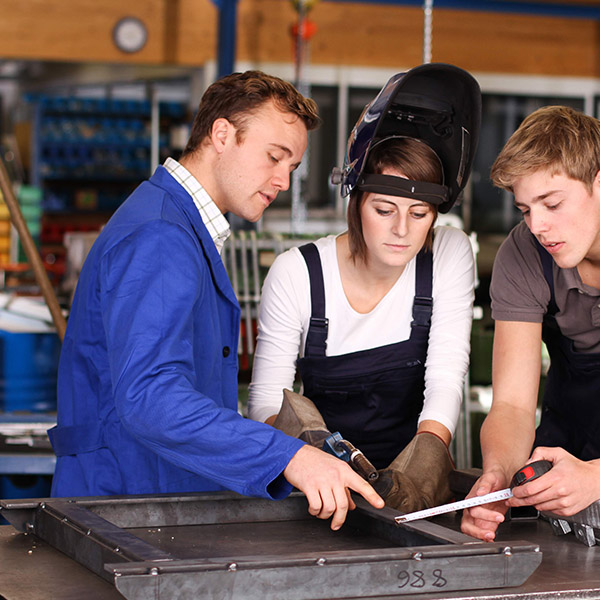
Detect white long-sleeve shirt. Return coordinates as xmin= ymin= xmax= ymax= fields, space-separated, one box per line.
xmin=248 ymin=226 xmax=475 ymax=437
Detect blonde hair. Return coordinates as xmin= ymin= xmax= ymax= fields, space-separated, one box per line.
xmin=491 ymin=105 xmax=600 ymax=194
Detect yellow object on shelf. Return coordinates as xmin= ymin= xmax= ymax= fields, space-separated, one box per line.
xmin=0 ymin=190 xmax=10 ymax=263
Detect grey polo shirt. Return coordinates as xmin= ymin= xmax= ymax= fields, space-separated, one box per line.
xmin=491 ymin=221 xmax=600 ymax=353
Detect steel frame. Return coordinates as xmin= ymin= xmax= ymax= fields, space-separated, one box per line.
xmin=0 ymin=491 xmax=542 ymax=600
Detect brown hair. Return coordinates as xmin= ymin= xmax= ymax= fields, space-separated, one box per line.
xmin=181 ymin=70 xmax=320 ymax=157
xmin=347 ymin=137 xmax=442 ymax=262
xmin=491 ymin=105 xmax=600 ymax=194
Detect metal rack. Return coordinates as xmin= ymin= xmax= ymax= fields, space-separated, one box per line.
xmin=222 ymin=230 xmax=320 ymax=368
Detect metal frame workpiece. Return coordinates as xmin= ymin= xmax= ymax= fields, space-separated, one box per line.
xmin=0 ymin=491 xmax=542 ymax=600
xmin=543 ymin=501 xmax=600 ymax=547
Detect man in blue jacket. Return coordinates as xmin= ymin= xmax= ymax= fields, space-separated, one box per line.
xmin=49 ymin=71 xmax=383 ymax=530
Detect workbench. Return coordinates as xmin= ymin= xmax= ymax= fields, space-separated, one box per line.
xmin=1 ymin=491 xmax=599 ymax=600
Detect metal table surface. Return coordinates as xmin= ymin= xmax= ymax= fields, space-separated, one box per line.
xmin=0 ymin=524 xmax=121 ymax=600
xmin=0 ymin=502 xmax=599 ymax=600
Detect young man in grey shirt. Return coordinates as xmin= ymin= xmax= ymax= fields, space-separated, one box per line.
xmin=461 ymin=105 xmax=600 ymax=541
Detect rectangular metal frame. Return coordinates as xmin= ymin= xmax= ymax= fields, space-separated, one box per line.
xmin=0 ymin=491 xmax=542 ymax=600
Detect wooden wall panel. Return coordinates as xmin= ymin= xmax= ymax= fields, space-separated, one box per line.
xmin=0 ymin=0 xmax=598 ymax=78
xmin=233 ymin=1 xmax=425 ymax=67
xmin=236 ymin=0 xmax=300 ymax=67
xmin=430 ymin=9 xmax=599 ymax=77
xmin=174 ymin=0 xmax=217 ymax=66
xmin=0 ymin=0 xmax=167 ymax=63
xmin=234 ymin=1 xmax=600 ymax=77
xmin=298 ymin=3 xmax=425 ymax=68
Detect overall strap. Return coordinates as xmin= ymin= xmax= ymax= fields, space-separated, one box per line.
xmin=299 ymin=243 xmax=329 ymax=357
xmin=412 ymin=247 xmax=434 ymax=328
xmin=533 ymin=235 xmax=559 ymax=316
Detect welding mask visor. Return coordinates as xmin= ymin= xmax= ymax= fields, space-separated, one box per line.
xmin=333 ymin=63 xmax=481 ymax=214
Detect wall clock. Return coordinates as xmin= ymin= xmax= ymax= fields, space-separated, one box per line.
xmin=113 ymin=17 xmax=148 ymax=53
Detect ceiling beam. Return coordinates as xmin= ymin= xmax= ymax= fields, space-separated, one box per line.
xmin=323 ymin=1 xmax=600 ymax=19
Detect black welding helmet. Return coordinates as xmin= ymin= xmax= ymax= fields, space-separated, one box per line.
xmin=331 ymin=63 xmax=481 ymax=214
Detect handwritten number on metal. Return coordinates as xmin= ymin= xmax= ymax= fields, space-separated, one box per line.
xmin=398 ymin=571 xmax=410 ymax=588
xmin=411 ymin=571 xmax=425 ymax=588
xmin=433 ymin=569 xmax=447 ymax=588
xmin=397 ymin=569 xmax=447 ymax=589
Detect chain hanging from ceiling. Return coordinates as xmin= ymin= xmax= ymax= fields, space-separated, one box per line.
xmin=423 ymin=0 xmax=434 ymax=64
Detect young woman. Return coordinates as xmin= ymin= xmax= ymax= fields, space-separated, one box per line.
xmin=248 ymin=64 xmax=481 ymax=511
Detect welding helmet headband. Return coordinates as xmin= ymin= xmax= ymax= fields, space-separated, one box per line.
xmin=332 ymin=63 xmax=481 ymax=213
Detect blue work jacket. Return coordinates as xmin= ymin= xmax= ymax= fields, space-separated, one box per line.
xmin=49 ymin=166 xmax=303 ymax=498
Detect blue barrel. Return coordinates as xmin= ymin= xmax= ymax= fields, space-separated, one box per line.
xmin=0 ymin=331 xmax=61 ymax=412
xmin=0 ymin=474 xmax=52 ymax=499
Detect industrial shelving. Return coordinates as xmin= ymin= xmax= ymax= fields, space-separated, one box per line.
xmin=26 ymin=92 xmax=189 ymax=281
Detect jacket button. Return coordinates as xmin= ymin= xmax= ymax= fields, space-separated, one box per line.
xmin=223 ymin=346 xmax=230 ymax=357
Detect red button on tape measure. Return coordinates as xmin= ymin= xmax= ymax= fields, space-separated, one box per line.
xmin=510 ymin=459 xmax=552 ymax=488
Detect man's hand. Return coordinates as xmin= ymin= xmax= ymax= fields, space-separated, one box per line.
xmin=510 ymin=447 xmax=600 ymax=516
xmin=460 ymin=469 xmax=510 ymax=541
xmin=284 ymin=445 xmax=385 ymax=530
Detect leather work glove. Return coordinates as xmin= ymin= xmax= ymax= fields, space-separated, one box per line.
xmin=273 ymin=389 xmax=332 ymax=448
xmin=273 ymin=389 xmax=380 ymax=482
xmin=372 ymin=432 xmax=454 ymax=513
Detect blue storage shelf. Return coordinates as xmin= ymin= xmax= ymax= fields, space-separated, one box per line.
xmin=30 ymin=94 xmax=188 ymax=212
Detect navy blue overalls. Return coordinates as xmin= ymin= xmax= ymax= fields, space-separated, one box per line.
xmin=534 ymin=239 xmax=600 ymax=460
xmin=296 ymin=242 xmax=433 ymax=469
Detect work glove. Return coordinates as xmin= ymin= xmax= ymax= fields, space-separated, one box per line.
xmin=372 ymin=432 xmax=454 ymax=513
xmin=273 ymin=389 xmax=380 ymax=482
xmin=273 ymin=389 xmax=331 ymax=447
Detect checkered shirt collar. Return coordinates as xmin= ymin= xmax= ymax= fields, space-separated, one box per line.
xmin=164 ymin=157 xmax=230 ymax=254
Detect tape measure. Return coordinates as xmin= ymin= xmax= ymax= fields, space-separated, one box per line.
xmin=394 ymin=459 xmax=552 ymax=524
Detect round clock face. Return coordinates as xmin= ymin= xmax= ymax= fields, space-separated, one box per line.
xmin=113 ymin=17 xmax=148 ymax=53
